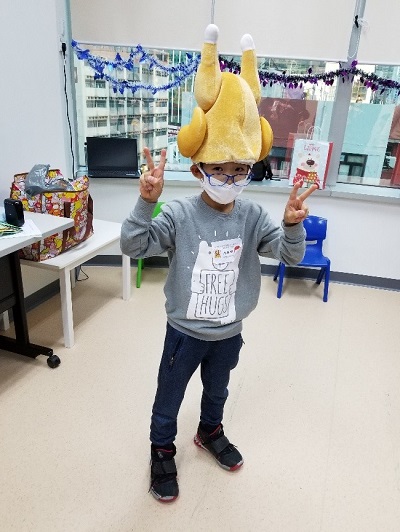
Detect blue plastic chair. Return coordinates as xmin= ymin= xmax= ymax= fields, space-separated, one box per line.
xmin=136 ymin=202 xmax=164 ymax=288
xmin=273 ymin=215 xmax=331 ymax=302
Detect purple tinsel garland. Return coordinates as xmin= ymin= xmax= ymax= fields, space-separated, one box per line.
xmin=219 ymin=58 xmax=400 ymax=95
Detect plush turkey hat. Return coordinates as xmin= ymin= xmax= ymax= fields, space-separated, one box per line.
xmin=177 ymin=24 xmax=273 ymax=165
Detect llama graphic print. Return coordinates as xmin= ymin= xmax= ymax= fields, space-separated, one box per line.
xmin=187 ymin=238 xmax=242 ymax=324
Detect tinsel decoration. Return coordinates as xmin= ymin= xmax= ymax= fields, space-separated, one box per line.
xmin=71 ymin=39 xmax=400 ymax=97
xmin=219 ymin=58 xmax=400 ymax=96
xmin=71 ymin=40 xmax=200 ymax=95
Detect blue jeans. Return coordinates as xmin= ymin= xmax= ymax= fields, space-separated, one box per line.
xmin=150 ymin=323 xmax=244 ymax=446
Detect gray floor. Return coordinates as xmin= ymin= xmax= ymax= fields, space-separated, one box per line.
xmin=1 ymin=266 xmax=400 ymax=532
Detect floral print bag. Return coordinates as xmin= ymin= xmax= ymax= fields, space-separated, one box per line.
xmin=10 ymin=170 xmax=93 ymax=261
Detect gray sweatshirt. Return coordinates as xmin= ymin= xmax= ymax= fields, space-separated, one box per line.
xmin=121 ymin=194 xmax=305 ymax=341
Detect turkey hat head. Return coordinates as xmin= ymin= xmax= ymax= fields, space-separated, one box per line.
xmin=177 ymin=24 xmax=273 ymax=166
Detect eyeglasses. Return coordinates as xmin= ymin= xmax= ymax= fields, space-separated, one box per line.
xmin=201 ymin=169 xmax=252 ymax=187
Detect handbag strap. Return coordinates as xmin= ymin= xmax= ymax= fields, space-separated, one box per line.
xmin=60 ymin=195 xmax=94 ymax=253
xmin=306 ymin=125 xmax=322 ymax=140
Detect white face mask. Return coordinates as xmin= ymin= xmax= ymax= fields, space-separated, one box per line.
xmin=199 ymin=170 xmax=245 ymax=205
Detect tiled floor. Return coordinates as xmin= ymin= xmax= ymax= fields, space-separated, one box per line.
xmin=1 ymin=266 xmax=400 ymax=531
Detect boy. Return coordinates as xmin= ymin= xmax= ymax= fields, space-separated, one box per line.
xmin=120 ymin=25 xmax=316 ymax=503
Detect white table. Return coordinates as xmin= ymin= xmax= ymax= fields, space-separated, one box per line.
xmin=0 ymin=212 xmax=73 ymax=256
xmin=21 ymin=218 xmax=130 ymax=348
xmin=0 ymin=212 xmax=74 ymax=367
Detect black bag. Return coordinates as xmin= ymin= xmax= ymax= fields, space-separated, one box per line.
xmin=251 ymin=160 xmax=267 ymax=181
xmin=251 ymin=157 xmax=273 ymax=181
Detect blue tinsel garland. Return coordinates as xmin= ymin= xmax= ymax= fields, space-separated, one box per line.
xmin=71 ymin=40 xmax=200 ymax=94
xmin=72 ymin=40 xmax=400 ymax=97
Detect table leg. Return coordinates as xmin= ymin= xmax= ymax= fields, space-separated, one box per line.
xmin=122 ymin=254 xmax=131 ymax=301
xmin=59 ymin=268 xmax=74 ymax=348
xmin=0 ymin=252 xmax=55 ymax=363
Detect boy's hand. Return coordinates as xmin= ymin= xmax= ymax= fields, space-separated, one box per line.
xmin=139 ymin=147 xmax=166 ymax=203
xmin=283 ymin=182 xmax=318 ymax=225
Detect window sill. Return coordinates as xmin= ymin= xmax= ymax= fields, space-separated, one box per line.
xmin=163 ymin=171 xmax=400 ymax=204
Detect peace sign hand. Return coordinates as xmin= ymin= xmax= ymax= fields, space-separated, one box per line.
xmin=139 ymin=147 xmax=167 ymax=203
xmin=284 ymin=182 xmax=318 ymax=225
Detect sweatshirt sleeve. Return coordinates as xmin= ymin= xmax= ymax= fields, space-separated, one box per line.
xmin=257 ymin=211 xmax=306 ymax=266
xmin=120 ymin=197 xmax=175 ymax=258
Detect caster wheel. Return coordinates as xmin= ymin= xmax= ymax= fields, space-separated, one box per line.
xmin=47 ymin=354 xmax=61 ymax=368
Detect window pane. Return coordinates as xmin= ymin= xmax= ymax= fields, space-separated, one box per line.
xmin=337 ymin=64 xmax=400 ymax=188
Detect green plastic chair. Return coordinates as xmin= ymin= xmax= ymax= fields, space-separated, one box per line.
xmin=136 ymin=201 xmax=165 ymax=288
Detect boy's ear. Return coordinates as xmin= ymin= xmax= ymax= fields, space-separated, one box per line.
xmin=190 ymin=164 xmax=203 ymax=180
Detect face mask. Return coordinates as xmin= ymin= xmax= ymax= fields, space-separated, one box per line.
xmin=199 ymin=170 xmax=245 ymax=205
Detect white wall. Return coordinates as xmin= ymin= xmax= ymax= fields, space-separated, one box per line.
xmin=0 ymin=0 xmax=71 ymax=199
xmin=0 ymin=0 xmax=72 ymax=295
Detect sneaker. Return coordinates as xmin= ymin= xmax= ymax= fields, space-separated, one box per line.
xmin=194 ymin=424 xmax=243 ymax=471
xmin=149 ymin=444 xmax=179 ymax=502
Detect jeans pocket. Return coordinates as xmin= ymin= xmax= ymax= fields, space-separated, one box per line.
xmin=164 ymin=326 xmax=185 ymax=371
xmin=168 ymin=350 xmax=178 ymax=370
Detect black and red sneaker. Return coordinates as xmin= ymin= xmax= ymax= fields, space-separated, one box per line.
xmin=194 ymin=423 xmax=243 ymax=471
xmin=149 ymin=444 xmax=179 ymax=502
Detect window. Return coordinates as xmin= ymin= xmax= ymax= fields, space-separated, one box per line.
xmin=73 ymin=43 xmax=400 ymax=188
xmin=86 ymin=97 xmax=107 ymax=108
xmin=87 ymin=117 xmax=108 ymax=128
xmin=339 ymin=153 xmax=368 ymax=178
xmin=337 ymin=64 xmax=400 ymax=188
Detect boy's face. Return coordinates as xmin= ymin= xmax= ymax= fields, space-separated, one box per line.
xmin=190 ymin=160 xmax=252 ymax=210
